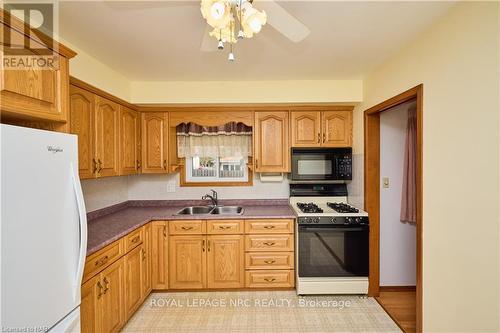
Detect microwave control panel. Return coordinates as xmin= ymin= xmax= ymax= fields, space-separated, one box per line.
xmin=336 ymin=155 xmax=352 ymax=179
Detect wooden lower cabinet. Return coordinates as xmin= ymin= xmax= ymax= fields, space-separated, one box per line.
xmin=124 ymin=245 xmax=143 ymax=318
xmin=151 ymin=221 xmax=168 ymax=289
xmin=81 ymin=219 xmax=295 ymax=331
xmin=169 ymin=235 xmax=207 ymax=289
xmin=81 ymin=258 xmax=125 ymax=333
xmin=207 ymin=235 xmax=245 ymax=289
xmin=142 ymin=223 xmax=152 ymax=297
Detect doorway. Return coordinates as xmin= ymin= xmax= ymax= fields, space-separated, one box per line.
xmin=364 ymin=85 xmax=423 ymax=333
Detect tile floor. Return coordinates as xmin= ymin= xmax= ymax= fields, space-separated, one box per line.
xmin=123 ymin=291 xmax=401 ymax=333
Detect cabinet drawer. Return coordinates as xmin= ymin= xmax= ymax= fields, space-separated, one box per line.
xmin=207 ymin=220 xmax=244 ymax=234
xmin=245 ymin=235 xmax=294 ymax=252
xmin=83 ymin=239 xmax=124 ymax=282
xmin=125 ymin=228 xmax=144 ymax=252
xmin=245 ymin=252 xmax=294 ymax=270
xmin=169 ymin=220 xmax=205 ymax=235
xmin=245 ymin=270 xmax=294 ymax=288
xmin=245 ymin=219 xmax=294 ymax=234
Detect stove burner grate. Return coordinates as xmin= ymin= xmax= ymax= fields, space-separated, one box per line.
xmin=297 ymin=202 xmax=323 ymax=214
xmin=326 ymin=202 xmax=359 ymax=213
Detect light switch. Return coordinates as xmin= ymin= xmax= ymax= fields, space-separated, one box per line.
xmin=382 ymin=177 xmax=390 ymax=188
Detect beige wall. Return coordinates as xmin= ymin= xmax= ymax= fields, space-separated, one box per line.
xmin=130 ymin=80 xmax=362 ymax=104
xmin=66 ymin=41 xmax=131 ymax=101
xmin=353 ymin=2 xmax=499 ymax=331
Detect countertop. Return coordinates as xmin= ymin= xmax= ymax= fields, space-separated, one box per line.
xmin=86 ymin=199 xmax=296 ymax=256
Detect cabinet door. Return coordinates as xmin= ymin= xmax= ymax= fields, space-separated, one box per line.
xmin=124 ymin=245 xmax=143 ymax=318
xmin=169 ymin=235 xmax=206 ymax=289
xmin=80 ymin=274 xmax=102 ymax=333
xmin=322 ymin=111 xmax=352 ymax=147
xmin=151 ymin=222 xmax=168 ymax=289
xmin=291 ymin=111 xmax=321 ymax=147
xmin=69 ymin=85 xmax=96 ymax=179
xmin=141 ymin=113 xmax=169 ymax=173
xmin=254 ymin=111 xmax=290 ymax=172
xmin=1 ymin=26 xmax=70 ymax=123
xmin=101 ymin=258 xmax=125 ymax=333
xmin=95 ymin=97 xmax=120 ymax=177
xmin=141 ymin=224 xmax=152 ymax=298
xmin=120 ymin=106 xmax=140 ymax=175
xmin=207 ymin=235 xmax=245 ymax=289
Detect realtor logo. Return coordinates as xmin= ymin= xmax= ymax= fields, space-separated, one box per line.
xmin=2 ymin=2 xmax=59 ymax=70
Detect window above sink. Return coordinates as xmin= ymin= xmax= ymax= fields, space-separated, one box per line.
xmin=186 ymin=155 xmax=248 ymax=183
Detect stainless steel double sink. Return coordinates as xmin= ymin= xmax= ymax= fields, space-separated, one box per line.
xmin=175 ymin=206 xmax=244 ymax=215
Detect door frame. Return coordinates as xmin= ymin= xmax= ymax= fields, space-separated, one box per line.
xmin=364 ymin=84 xmax=423 ymax=333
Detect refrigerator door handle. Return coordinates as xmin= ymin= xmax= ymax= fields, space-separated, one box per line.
xmin=71 ymin=164 xmax=88 ymax=300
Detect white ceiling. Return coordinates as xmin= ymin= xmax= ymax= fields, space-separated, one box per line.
xmin=59 ymin=1 xmax=455 ymax=81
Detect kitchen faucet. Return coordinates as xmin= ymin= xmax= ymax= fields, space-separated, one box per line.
xmin=202 ymin=189 xmax=218 ymax=207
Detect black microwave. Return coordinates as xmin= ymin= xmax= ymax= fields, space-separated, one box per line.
xmin=291 ymin=148 xmax=352 ymax=181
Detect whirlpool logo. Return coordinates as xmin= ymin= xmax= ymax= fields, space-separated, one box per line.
xmin=47 ymin=146 xmax=63 ymax=154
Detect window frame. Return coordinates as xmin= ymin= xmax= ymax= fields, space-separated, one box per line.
xmin=180 ymin=156 xmax=254 ymax=187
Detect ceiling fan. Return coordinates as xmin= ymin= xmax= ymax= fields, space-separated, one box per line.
xmin=103 ymin=1 xmax=310 ymax=57
xmin=200 ymin=0 xmax=310 ymax=55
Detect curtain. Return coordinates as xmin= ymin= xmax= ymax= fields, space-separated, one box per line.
xmin=177 ymin=122 xmax=252 ymax=158
xmin=400 ymin=105 xmax=417 ymax=224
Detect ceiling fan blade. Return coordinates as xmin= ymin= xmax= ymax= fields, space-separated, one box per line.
xmin=258 ymin=1 xmax=310 ymax=43
xmin=200 ymin=26 xmax=218 ymax=52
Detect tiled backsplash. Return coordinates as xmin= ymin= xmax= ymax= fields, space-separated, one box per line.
xmin=82 ymin=173 xmax=290 ymax=212
xmin=347 ymin=153 xmax=364 ymax=208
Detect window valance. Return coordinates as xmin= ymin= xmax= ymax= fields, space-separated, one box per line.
xmin=177 ymin=122 xmax=252 ymax=158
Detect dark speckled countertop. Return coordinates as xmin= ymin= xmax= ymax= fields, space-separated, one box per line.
xmin=86 ymin=199 xmax=296 ymax=256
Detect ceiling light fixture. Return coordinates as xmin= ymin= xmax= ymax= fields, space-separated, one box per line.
xmin=201 ymin=0 xmax=267 ymax=61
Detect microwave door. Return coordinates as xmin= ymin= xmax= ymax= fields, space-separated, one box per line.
xmin=292 ymin=153 xmax=335 ymax=180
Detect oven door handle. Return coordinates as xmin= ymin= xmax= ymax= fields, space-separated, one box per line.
xmin=299 ymin=226 xmax=368 ymax=232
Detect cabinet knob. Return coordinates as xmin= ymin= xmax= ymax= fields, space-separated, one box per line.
xmin=317 ymin=133 xmax=320 ymax=143
xmin=263 ymin=242 xmax=276 ymax=246
xmin=264 ymin=277 xmax=276 ymax=282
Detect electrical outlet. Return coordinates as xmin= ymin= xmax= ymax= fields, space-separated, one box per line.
xmin=166 ymin=182 xmax=176 ymax=193
xmin=382 ymin=177 xmax=390 ymax=188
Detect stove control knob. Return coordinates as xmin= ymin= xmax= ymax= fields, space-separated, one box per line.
xmin=346 ymin=217 xmax=353 ymax=224
xmin=355 ymin=217 xmax=361 ymax=224
xmin=314 ymin=217 xmax=320 ymax=223
xmin=331 ymin=217 xmax=337 ymax=224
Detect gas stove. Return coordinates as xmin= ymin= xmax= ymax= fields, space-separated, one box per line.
xmin=289 ymin=183 xmax=369 ymax=225
xmin=291 ymin=183 xmax=370 ymax=295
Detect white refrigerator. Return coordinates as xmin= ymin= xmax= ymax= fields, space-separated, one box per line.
xmin=1 ymin=124 xmax=87 ymax=332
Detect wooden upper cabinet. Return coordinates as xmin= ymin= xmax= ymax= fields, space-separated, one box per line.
xmin=120 ymin=107 xmax=141 ymax=175
xmin=290 ymin=109 xmax=353 ymax=148
xmin=291 ymin=111 xmax=321 ymax=147
xmin=0 ymin=19 xmax=76 ymax=122
xmin=169 ymin=235 xmax=206 ymax=289
xmin=254 ymin=111 xmax=290 ymax=172
xmin=69 ymin=85 xmax=95 ymax=179
xmin=141 ymin=112 xmax=169 ymax=173
xmin=95 ymin=97 xmax=119 ymax=177
xmin=322 ymin=110 xmax=352 ymax=147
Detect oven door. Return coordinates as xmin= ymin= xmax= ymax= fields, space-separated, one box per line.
xmin=291 ymin=150 xmax=336 ymax=181
xmin=298 ymin=224 xmax=369 ymax=278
